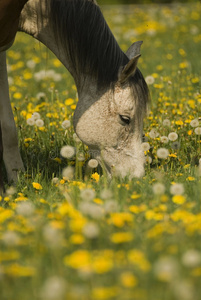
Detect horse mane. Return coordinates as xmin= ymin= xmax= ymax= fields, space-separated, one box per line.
xmin=45 ymin=0 xmax=128 ymax=87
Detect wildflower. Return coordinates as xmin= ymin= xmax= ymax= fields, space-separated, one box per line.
xmin=36 ymin=92 xmax=46 ymax=100
xmin=145 ymin=75 xmax=155 ymax=85
xmin=60 ymin=145 xmax=75 ymax=159
xmin=35 ymin=119 xmax=44 ymax=127
xmin=80 ymin=188 xmax=95 ymax=201
xmin=163 ymin=119 xmax=171 ymax=126
xmin=91 ymin=172 xmax=100 ymax=182
xmin=172 ymin=195 xmax=186 ymax=205
xmin=88 ymin=159 xmax=99 ymax=168
xmin=156 ymin=148 xmax=169 ymax=159
xmin=190 ymin=119 xmax=199 ymax=127
xmin=2 ymin=231 xmax=20 ymax=246
xmin=83 ymin=222 xmax=100 ymax=238
xmin=32 ymin=182 xmax=42 ymax=190
xmin=195 ymin=127 xmax=201 ymax=135
xmin=43 ymin=224 xmax=63 ymax=248
xmin=76 ymin=151 xmax=85 ymax=162
xmin=120 ymin=272 xmax=138 ymax=287
xmin=26 ymin=118 xmax=35 ymax=126
xmin=40 ymin=276 xmax=66 ymax=300
xmin=61 ymin=120 xmax=71 ymax=129
xmin=100 ymin=189 xmax=113 ymax=200
xmin=32 ymin=112 xmax=41 ymax=120
xmin=181 ymin=249 xmax=201 ymax=267
xmin=6 ymin=186 xmax=16 ymax=196
xmin=152 ymin=183 xmax=166 ymax=195
xmin=168 ymin=132 xmax=178 ymax=141
xmin=104 ymin=200 xmax=118 ymax=213
xmin=149 ymin=128 xmax=159 ymax=139
xmin=153 ymin=256 xmax=179 ymax=282
xmin=16 ymin=202 xmax=35 ymax=217
xmin=110 ymin=232 xmax=133 ymax=244
xmin=62 ymin=166 xmax=74 ymax=180
xmin=146 ymin=156 xmax=152 ymax=164
xmin=141 ymin=142 xmax=150 ymax=151
xmin=160 ymin=136 xmax=169 ymax=143
xmin=170 ymin=183 xmax=184 ymax=195
xmin=26 ymin=59 xmax=36 ymax=69
xmin=173 ymin=280 xmax=195 ymax=300
xmin=79 ymin=202 xmax=103 ymax=219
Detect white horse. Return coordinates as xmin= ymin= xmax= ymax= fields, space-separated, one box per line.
xmin=0 ymin=0 xmax=149 ymax=183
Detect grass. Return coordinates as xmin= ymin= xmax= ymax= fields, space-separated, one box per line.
xmin=1 ymin=2 xmax=201 ymax=300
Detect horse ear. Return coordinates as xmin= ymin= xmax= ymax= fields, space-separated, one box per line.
xmin=119 ymin=41 xmax=143 ymax=84
xmin=119 ymin=54 xmax=141 ymax=85
xmin=126 ymin=40 xmax=143 ymax=60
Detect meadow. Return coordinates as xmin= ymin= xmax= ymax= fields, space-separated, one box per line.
xmin=0 ymin=2 xmax=201 ymax=300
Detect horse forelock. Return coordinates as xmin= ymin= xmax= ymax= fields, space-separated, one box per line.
xmin=45 ymin=0 xmax=127 ymax=87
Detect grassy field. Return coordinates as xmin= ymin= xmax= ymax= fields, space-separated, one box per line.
xmin=1 ymin=2 xmax=201 ymax=300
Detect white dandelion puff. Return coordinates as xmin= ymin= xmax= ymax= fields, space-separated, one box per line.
xmin=149 ymin=128 xmax=159 ymax=139
xmin=61 ymin=120 xmax=71 ymax=129
xmin=145 ymin=75 xmax=155 ymax=85
xmin=16 ymin=202 xmax=35 ymax=217
xmin=163 ymin=119 xmax=171 ymax=127
xmin=152 ymin=183 xmax=166 ymax=195
xmin=88 ymin=159 xmax=99 ymax=168
xmin=170 ymin=183 xmax=184 ymax=195
xmin=35 ymin=119 xmax=44 ymax=127
xmin=156 ymin=148 xmax=169 ymax=159
xmin=40 ymin=276 xmax=66 ymax=300
xmin=160 ymin=136 xmax=169 ymax=144
xmin=80 ymin=188 xmax=95 ymax=201
xmin=168 ymin=132 xmax=178 ymax=141
xmin=181 ymin=249 xmax=201 ymax=267
xmin=32 ymin=112 xmax=41 ymax=120
xmin=62 ymin=166 xmax=74 ymax=180
xmin=195 ymin=127 xmax=201 ymax=135
xmin=26 ymin=117 xmax=35 ymax=126
xmin=83 ymin=222 xmax=100 ymax=239
xmin=60 ymin=145 xmax=75 ymax=159
xmin=190 ymin=119 xmax=199 ymax=128
xmin=141 ymin=142 xmax=150 ymax=152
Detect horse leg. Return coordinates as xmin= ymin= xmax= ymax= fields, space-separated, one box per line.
xmin=0 ymin=51 xmax=24 ymax=183
xmin=0 ymin=121 xmax=4 ymax=194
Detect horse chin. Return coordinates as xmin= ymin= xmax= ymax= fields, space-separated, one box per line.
xmin=92 ymin=147 xmax=145 ymax=180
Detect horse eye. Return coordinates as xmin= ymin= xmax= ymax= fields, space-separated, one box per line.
xmin=119 ymin=115 xmax=131 ymax=125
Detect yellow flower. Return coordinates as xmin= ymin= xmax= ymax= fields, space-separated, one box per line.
xmin=13 ymin=92 xmax=22 ymax=99
xmin=187 ymin=176 xmax=195 ymax=181
xmin=69 ymin=234 xmax=85 ymax=245
xmin=120 ymin=272 xmax=138 ymax=287
xmin=91 ymin=172 xmax=100 ymax=182
xmin=64 ymin=250 xmax=91 ymax=269
xmin=32 ymin=182 xmax=42 ymax=190
xmin=65 ymin=98 xmax=74 ymax=106
xmin=172 ymin=195 xmax=186 ymax=205
xmin=4 ymin=263 xmax=35 ymax=277
xmin=110 ymin=232 xmax=133 ymax=244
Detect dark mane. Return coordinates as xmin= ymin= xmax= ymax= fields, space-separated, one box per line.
xmin=46 ymin=0 xmax=128 ymax=86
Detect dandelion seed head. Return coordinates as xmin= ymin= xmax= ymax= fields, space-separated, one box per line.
xmin=170 ymin=183 xmax=184 ymax=195
xmin=61 ymin=120 xmax=71 ymax=129
xmin=40 ymin=276 xmax=66 ymax=300
xmin=62 ymin=166 xmax=74 ymax=180
xmin=190 ymin=119 xmax=199 ymax=128
xmin=80 ymin=188 xmax=95 ymax=201
xmin=27 ymin=117 xmax=35 ymax=126
xmin=16 ymin=202 xmax=35 ymax=217
xmin=35 ymin=119 xmax=44 ymax=127
xmin=88 ymin=159 xmax=99 ymax=168
xmin=160 ymin=136 xmax=169 ymax=144
xmin=145 ymin=75 xmax=155 ymax=85
xmin=32 ymin=112 xmax=41 ymax=120
xmin=83 ymin=222 xmax=100 ymax=239
xmin=195 ymin=127 xmax=201 ymax=135
xmin=141 ymin=142 xmax=150 ymax=152
xmin=163 ymin=119 xmax=171 ymax=127
xmin=168 ymin=132 xmax=178 ymax=141
xmin=156 ymin=148 xmax=169 ymax=159
xmin=182 ymin=249 xmax=201 ymax=267
xmin=149 ymin=128 xmax=159 ymax=139
xmin=152 ymin=183 xmax=166 ymax=195
xmin=60 ymin=145 xmax=75 ymax=159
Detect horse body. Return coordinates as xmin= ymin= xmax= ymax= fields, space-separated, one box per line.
xmin=1 ymin=0 xmax=149 ymax=182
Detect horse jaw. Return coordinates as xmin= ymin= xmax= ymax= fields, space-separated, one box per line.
xmin=74 ymin=83 xmax=145 ymax=179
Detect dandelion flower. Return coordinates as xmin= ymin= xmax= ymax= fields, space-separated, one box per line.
xmin=156 ymin=148 xmax=169 ymax=159
xmin=62 ymin=166 xmax=74 ymax=180
xmin=190 ymin=119 xmax=199 ymax=127
xmin=36 ymin=92 xmax=46 ymax=100
xmin=195 ymin=127 xmax=201 ymax=135
xmin=35 ymin=119 xmax=44 ymax=127
xmin=27 ymin=118 xmax=35 ymax=126
xmin=152 ymin=183 xmax=166 ymax=195
xmin=83 ymin=222 xmax=100 ymax=239
xmin=104 ymin=200 xmax=118 ymax=213
xmin=170 ymin=183 xmax=184 ymax=195
xmin=181 ymin=249 xmax=201 ymax=267
xmin=32 ymin=112 xmax=41 ymax=120
xmin=149 ymin=128 xmax=159 ymax=139
xmin=145 ymin=75 xmax=155 ymax=85
xmin=88 ymin=159 xmax=99 ymax=168
xmin=80 ymin=188 xmax=95 ymax=201
xmin=16 ymin=202 xmax=35 ymax=217
xmin=163 ymin=119 xmax=171 ymax=127
xmin=160 ymin=136 xmax=169 ymax=144
xmin=146 ymin=156 xmax=152 ymax=164
xmin=153 ymin=256 xmax=179 ymax=282
xmin=60 ymin=145 xmax=75 ymax=159
xmin=141 ymin=142 xmax=150 ymax=151
xmin=2 ymin=231 xmax=20 ymax=246
xmin=40 ymin=276 xmax=66 ymax=300
xmin=61 ymin=120 xmax=71 ymax=129
xmin=168 ymin=132 xmax=178 ymax=141
xmin=100 ymin=189 xmax=113 ymax=200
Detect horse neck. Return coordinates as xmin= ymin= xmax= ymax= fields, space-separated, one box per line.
xmin=18 ymin=0 xmax=81 ymax=85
